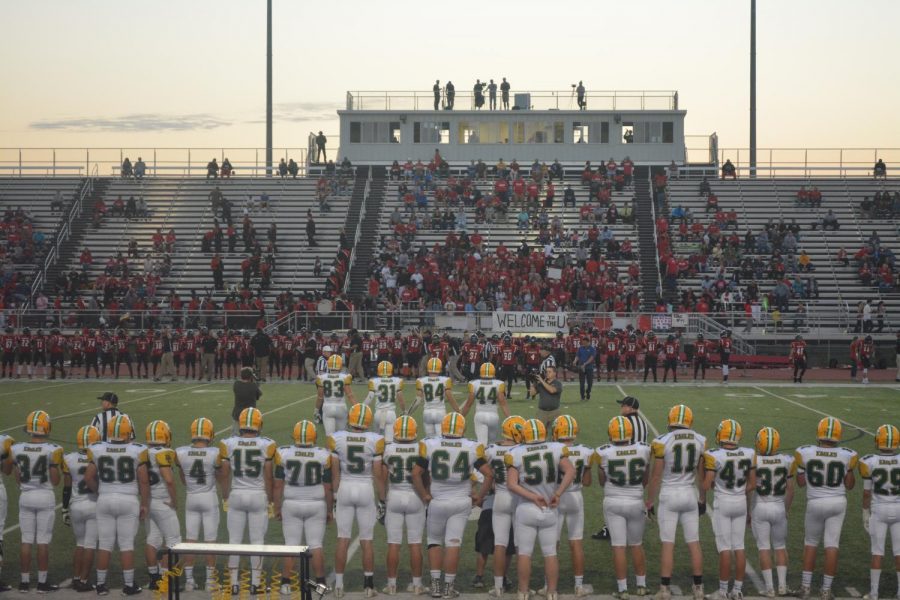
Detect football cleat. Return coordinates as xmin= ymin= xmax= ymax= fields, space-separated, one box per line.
xmin=441 ymin=412 xmax=466 ymax=438
xmin=349 ymin=403 xmax=374 ymax=430
xmin=393 ymin=415 xmax=418 ymax=442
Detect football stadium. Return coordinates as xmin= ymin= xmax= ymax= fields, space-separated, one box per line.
xmin=1 ymin=1 xmax=899 ymax=599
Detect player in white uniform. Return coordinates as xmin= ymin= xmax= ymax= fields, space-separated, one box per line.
xmin=645 ymin=404 xmax=707 ymax=600
xmin=11 ymin=410 xmax=63 ymax=593
xmin=85 ymin=414 xmax=151 ymax=596
xmin=594 ymin=416 xmax=651 ymax=599
xmin=274 ymin=420 xmax=333 ymax=596
xmin=329 ymin=403 xmax=385 ymax=598
xmin=219 ymin=407 xmax=276 ymax=596
xmin=0 ymin=433 xmax=12 ymax=593
xmin=175 ymin=417 xmax=224 ymax=592
xmin=62 ymin=425 xmax=102 ymax=592
xmin=552 ymin=415 xmax=592 ymax=597
xmin=143 ymin=420 xmax=182 ymax=591
xmin=380 ymin=415 xmax=426 ymax=596
xmin=461 ymin=363 xmax=510 ymax=445
xmin=316 ymin=355 xmax=355 ymax=436
xmin=366 ymin=361 xmax=406 ymax=443
xmin=751 ymin=427 xmax=796 ymax=598
xmin=792 ymin=417 xmax=858 ymax=600
xmin=413 ymin=412 xmax=493 ymax=599
xmin=859 ymin=424 xmax=900 ymax=600
xmin=484 ymin=415 xmax=525 ymax=598
xmin=505 ymin=419 xmax=575 ymax=600
xmin=702 ymin=419 xmax=756 ymax=600
xmin=416 ymin=358 xmax=458 ymax=437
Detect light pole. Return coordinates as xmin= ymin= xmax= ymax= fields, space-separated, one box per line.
xmin=749 ymin=0 xmax=757 ymax=178
xmin=266 ymin=0 xmax=273 ymax=177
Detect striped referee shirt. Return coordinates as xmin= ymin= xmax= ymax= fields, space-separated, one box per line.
xmin=315 ymin=355 xmax=328 ymax=375
xmin=540 ymin=355 xmax=557 ymax=376
xmin=91 ymin=408 xmax=129 ymax=442
xmin=624 ymin=412 xmax=649 ymax=444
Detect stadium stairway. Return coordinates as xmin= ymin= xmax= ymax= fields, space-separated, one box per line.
xmin=43 ymin=179 xmax=109 ymax=292
xmin=347 ymin=166 xmax=387 ymax=299
xmin=633 ymin=166 xmax=661 ymax=310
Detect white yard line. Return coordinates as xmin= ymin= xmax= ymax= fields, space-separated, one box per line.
xmin=753 ymin=386 xmax=875 ymax=435
xmin=617 ymin=384 xmax=659 ymax=437
xmin=213 ymin=394 xmax=318 ymax=436
xmin=0 ymin=381 xmax=78 ymax=398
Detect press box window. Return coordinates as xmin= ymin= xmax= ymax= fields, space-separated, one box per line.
xmin=414 ymin=121 xmax=450 ymax=144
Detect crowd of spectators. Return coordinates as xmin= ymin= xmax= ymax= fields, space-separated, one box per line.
xmin=0 ymin=206 xmax=44 ymax=265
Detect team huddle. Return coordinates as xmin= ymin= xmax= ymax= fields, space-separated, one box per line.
xmin=0 ymin=354 xmax=898 ymax=600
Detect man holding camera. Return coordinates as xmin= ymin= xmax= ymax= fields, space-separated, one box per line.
xmin=231 ymin=366 xmax=262 ymax=434
xmin=532 ymin=365 xmax=563 ymax=428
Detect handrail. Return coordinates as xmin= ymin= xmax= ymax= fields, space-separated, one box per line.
xmin=342 ymin=167 xmax=373 ymax=294
xmin=647 ymin=170 xmax=664 ymax=304
xmin=345 ymin=89 xmax=678 ymax=111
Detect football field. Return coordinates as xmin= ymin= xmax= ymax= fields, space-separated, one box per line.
xmin=0 ymin=378 xmax=898 ymax=598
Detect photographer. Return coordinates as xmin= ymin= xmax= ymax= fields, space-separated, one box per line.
xmin=531 ymin=365 xmax=563 ymax=428
xmin=231 ymin=366 xmax=262 ymax=434
xmin=574 ymin=336 xmax=596 ymax=401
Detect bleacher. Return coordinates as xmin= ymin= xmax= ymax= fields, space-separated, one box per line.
xmin=57 ymin=177 xmax=349 ymax=304
xmin=375 ymin=173 xmax=642 ymax=307
xmin=665 ymin=177 xmax=900 ymax=326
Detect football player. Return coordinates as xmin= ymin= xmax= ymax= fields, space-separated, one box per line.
xmin=645 ymin=405 xmax=707 ymax=600
xmin=85 ymin=414 xmax=150 ymax=596
xmin=0 ymin=428 xmax=14 ymax=592
xmin=274 ymin=420 xmax=332 ymax=595
xmin=367 ymin=361 xmax=406 ymax=443
xmin=718 ymin=331 xmax=733 ymax=384
xmin=702 ymin=419 xmax=756 ymax=600
xmin=143 ymin=420 xmax=182 ymax=590
xmin=661 ymin=335 xmax=679 ymax=383
xmin=693 ymin=334 xmax=709 ymax=381
xmin=484 ymin=415 xmax=526 ymax=597
xmin=316 ymin=354 xmax=355 ymax=436
xmin=792 ymin=417 xmax=858 ymax=600
xmin=462 ymin=363 xmax=510 ymax=445
xmin=859 ymin=424 xmax=900 ymax=600
xmin=329 ymin=403 xmax=385 ymax=598
xmin=380 ymin=416 xmax=426 ymax=596
xmin=416 ymin=358 xmax=458 ymax=437
xmin=12 ymin=410 xmax=63 ymax=592
xmin=176 ymin=418 xmax=224 ymax=592
xmin=751 ymin=427 xmax=795 ymax=597
xmin=552 ymin=415 xmax=592 ymax=597
xmin=219 ymin=407 xmax=276 ymax=596
xmin=505 ymin=419 xmax=575 ymax=600
xmin=413 ymin=412 xmax=493 ymax=598
xmin=642 ymin=330 xmax=660 ymax=383
xmin=62 ymin=425 xmax=102 ymax=592
xmin=594 ymin=416 xmax=651 ymax=598
xmin=790 ymin=335 xmax=807 ymax=384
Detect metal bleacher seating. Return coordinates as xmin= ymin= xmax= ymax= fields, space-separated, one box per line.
xmin=666 ymin=177 xmax=900 ymax=328
xmin=59 ymin=177 xmax=349 ymax=305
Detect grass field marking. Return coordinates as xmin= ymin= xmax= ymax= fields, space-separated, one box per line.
xmin=0 ymin=381 xmax=77 ymax=398
xmin=212 ymin=393 xmax=318 ymax=437
xmin=0 ymin=383 xmax=209 ymax=434
xmin=752 ymin=386 xmax=876 ymax=436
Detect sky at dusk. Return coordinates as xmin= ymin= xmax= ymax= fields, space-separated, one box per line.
xmin=1 ymin=0 xmax=898 ymax=159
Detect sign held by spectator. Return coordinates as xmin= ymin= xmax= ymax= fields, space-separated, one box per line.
xmin=492 ymin=311 xmax=568 ymax=333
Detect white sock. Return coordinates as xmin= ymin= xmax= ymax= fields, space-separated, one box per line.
xmin=445 ymin=574 xmax=456 ymax=585
xmin=38 ymin=571 xmax=47 ymax=584
xmin=636 ymin=575 xmax=646 ymax=587
xmin=720 ymin=580 xmax=729 ymax=594
xmin=21 ymin=573 xmax=30 ymax=584
xmin=777 ymin=566 xmax=788 ymax=590
xmin=801 ymin=571 xmax=812 ymax=588
xmin=335 ymin=574 xmax=344 ymax=588
xmin=575 ymin=576 xmax=583 ymax=587
xmin=495 ymin=577 xmax=504 ymax=590
xmin=430 ymin=571 xmax=441 ymax=583
xmin=762 ymin=569 xmax=774 ymax=592
xmin=412 ymin=577 xmax=423 ymax=587
xmin=185 ymin=566 xmax=193 ymax=580
xmin=96 ymin=570 xmax=107 ymax=585
xmin=230 ymin=568 xmax=238 ymax=586
xmin=251 ymin=568 xmax=260 ymax=586
xmin=123 ymin=569 xmax=134 ymax=587
xmin=870 ymin=569 xmax=881 ymax=597
xmin=148 ymin=565 xmax=160 ymax=576
xmin=618 ymin=578 xmax=628 ymax=592
xmin=734 ymin=580 xmax=743 ymax=593
xmin=388 ymin=577 xmax=397 ymax=586
xmin=822 ymin=575 xmax=833 ymax=592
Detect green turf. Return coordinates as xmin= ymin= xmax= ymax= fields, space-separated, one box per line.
xmin=0 ymin=378 xmax=898 ymax=595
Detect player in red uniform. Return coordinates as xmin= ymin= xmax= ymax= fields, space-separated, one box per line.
xmin=224 ymin=330 xmax=240 ymax=379
xmin=2 ymin=326 xmax=19 ymax=378
xmin=461 ymin=334 xmax=484 ymax=381
xmin=150 ymin=331 xmax=164 ymax=379
xmin=718 ymin=330 xmax=734 ymax=383
xmin=48 ymin=328 xmax=66 ymax=379
xmin=662 ymin=334 xmax=679 ymax=383
xmin=280 ymin=330 xmax=295 ymax=380
xmin=114 ymin=329 xmax=133 ymax=379
xmin=552 ymin=331 xmax=569 ymax=381
xmin=604 ymin=330 xmax=621 ymax=383
xmin=692 ymin=334 xmax=709 ymax=380
xmin=390 ymin=331 xmax=405 ymax=372
xmin=523 ymin=337 xmax=542 ymax=398
xmin=790 ymin=334 xmax=807 ymax=383
xmin=171 ymin=331 xmax=183 ymax=378
xmin=565 ymin=329 xmax=581 ymax=382
xmin=98 ymin=330 xmax=115 ymax=377
xmin=32 ymin=329 xmax=47 ymax=379
xmin=360 ymin=332 xmax=375 ymax=378
xmin=406 ymin=331 xmax=423 ymax=379
xmin=849 ymin=335 xmax=861 ymax=382
xmin=69 ymin=331 xmax=84 ymax=377
xmin=134 ymin=331 xmax=151 ymax=378
xmin=376 ymin=330 xmax=391 ymax=365
xmin=498 ymin=334 xmax=519 ymax=395
xmin=859 ymin=334 xmax=875 ymax=384
xmin=182 ymin=330 xmax=198 ymax=380
xmin=16 ymin=327 xmax=33 ymax=379
xmin=642 ymin=331 xmax=660 ymax=382
xmin=83 ymin=329 xmax=100 ymax=379
xmin=269 ymin=331 xmax=282 ymax=380
xmin=623 ymin=334 xmax=639 ymax=380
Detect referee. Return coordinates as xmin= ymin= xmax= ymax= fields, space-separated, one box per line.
xmin=90 ymin=392 xmax=130 ymax=442
xmin=539 ymin=344 xmax=556 ymax=376
xmin=593 ymin=395 xmax=650 ymax=540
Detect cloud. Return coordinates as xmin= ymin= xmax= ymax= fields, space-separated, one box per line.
xmin=30 ymin=113 xmax=231 ymax=132
xmin=243 ymin=101 xmax=341 ymax=124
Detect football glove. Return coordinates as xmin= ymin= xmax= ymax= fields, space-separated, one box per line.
xmin=62 ymin=508 xmax=71 ymax=527
xmin=313 ymin=408 xmax=323 ymax=424
xmin=698 ymin=502 xmax=707 ymax=516
xmin=268 ymin=502 xmax=276 ymax=519
xmin=222 ymin=499 xmax=229 ymax=513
